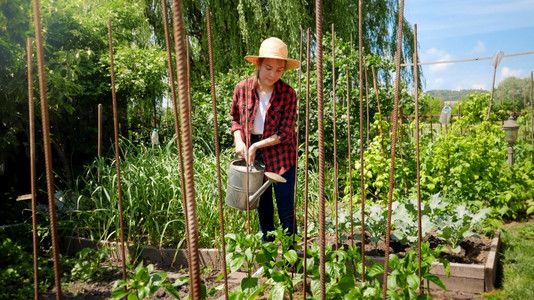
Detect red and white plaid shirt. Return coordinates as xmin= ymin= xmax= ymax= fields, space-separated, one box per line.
xmin=231 ymin=77 xmax=297 ymax=175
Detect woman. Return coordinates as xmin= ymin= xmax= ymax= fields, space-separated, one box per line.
xmin=230 ymin=37 xmax=300 ymax=241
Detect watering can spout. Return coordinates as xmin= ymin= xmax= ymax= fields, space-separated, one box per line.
xmin=249 ymin=172 xmax=287 ymax=207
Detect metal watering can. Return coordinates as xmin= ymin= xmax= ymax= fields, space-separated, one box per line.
xmin=225 ymin=159 xmax=286 ymax=210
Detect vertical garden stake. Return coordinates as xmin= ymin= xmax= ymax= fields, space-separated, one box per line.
xmin=383 ymin=0 xmax=405 ymax=298
xmin=315 ymin=0 xmax=327 ymax=297
xmin=245 ymin=75 xmax=251 ymax=234
xmin=346 ymin=68 xmax=354 ymax=248
xmin=293 ymin=27 xmax=304 ymax=245
xmin=171 ymin=1 xmax=203 ymax=297
xmin=413 ymin=24 xmax=423 ymax=294
xmin=107 ymin=19 xmax=127 ymax=283
xmin=97 ymin=103 xmax=102 ymax=183
xmin=332 ymin=24 xmax=340 ymax=250
xmin=205 ymin=8 xmax=229 ymax=299
xmin=371 ymin=65 xmax=386 ymax=158
xmin=364 ymin=49 xmax=370 ymax=147
xmin=27 ymin=37 xmax=39 ymax=300
xmin=32 ymin=1 xmax=63 ymax=298
xmin=302 ymin=27 xmax=312 ymax=299
xmin=358 ymin=0 xmax=366 ymax=279
xmin=161 ymin=0 xmax=190 ymax=267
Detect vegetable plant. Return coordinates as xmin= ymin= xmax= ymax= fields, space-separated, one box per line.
xmin=110 ymin=261 xmax=180 ymax=300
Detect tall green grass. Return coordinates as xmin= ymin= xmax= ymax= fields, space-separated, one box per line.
xmin=61 ymin=137 xmax=334 ymax=249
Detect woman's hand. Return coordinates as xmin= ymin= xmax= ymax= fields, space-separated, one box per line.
xmin=247 ymin=144 xmax=257 ymax=164
xmin=235 ymin=139 xmax=247 ymax=160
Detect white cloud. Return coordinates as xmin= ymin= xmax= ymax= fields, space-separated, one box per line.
xmin=500 ymin=66 xmax=526 ymax=79
xmin=470 ymin=41 xmax=486 ymax=53
xmin=426 ymin=48 xmax=453 ymax=72
xmin=471 ymin=83 xmax=487 ymax=90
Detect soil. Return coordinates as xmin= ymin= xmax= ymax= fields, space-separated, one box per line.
xmin=42 ymin=266 xmax=238 ymax=300
xmin=42 ymin=232 xmax=493 ymax=299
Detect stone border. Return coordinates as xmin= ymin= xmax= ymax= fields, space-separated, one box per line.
xmin=63 ymin=230 xmax=500 ymax=293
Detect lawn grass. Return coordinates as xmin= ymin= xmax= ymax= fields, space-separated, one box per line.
xmin=483 ymin=217 xmax=534 ymax=299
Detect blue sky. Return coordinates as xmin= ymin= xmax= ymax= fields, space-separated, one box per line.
xmin=404 ymin=0 xmax=534 ymax=91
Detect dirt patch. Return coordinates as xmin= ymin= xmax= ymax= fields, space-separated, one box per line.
xmin=41 ymin=266 xmax=236 ymax=300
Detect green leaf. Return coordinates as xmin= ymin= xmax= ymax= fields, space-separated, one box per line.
xmin=268 ymin=283 xmax=285 ymax=300
xmin=241 ymin=277 xmax=259 ymax=292
xmin=283 ymin=250 xmax=298 ymax=266
xmin=229 ymin=254 xmax=245 ymax=272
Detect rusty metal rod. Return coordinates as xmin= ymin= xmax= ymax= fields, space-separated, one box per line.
xmin=293 ymin=27 xmax=303 ymax=244
xmin=302 ymin=27 xmax=311 ymax=299
xmin=382 ymin=0 xmax=405 ymax=298
xmin=32 ymin=1 xmax=63 ymax=298
xmin=331 ymin=24 xmax=340 ymax=250
xmin=27 ymin=37 xmax=39 ymax=300
xmin=413 ymin=24 xmax=423 ymax=294
xmin=315 ymin=0 xmax=326 ymax=295
xmin=293 ymin=28 xmax=304 ymax=244
xmin=346 ymin=68 xmax=354 ymax=248
xmin=97 ymin=103 xmax=102 ymax=183
xmin=363 ymin=50 xmax=370 ymax=148
xmin=358 ymin=0 xmax=366 ymax=280
xmin=206 ymin=7 xmax=228 ymax=299
xmin=161 ymin=0 xmax=190 ymax=268
xmin=245 ymin=74 xmax=251 ymax=234
xmin=171 ymin=1 xmax=203 ymax=298
xmin=371 ymin=66 xmax=386 ymax=159
xmin=107 ymin=19 xmax=127 ymax=283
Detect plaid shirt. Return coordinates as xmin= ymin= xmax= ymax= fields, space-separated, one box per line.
xmin=231 ymin=77 xmax=297 ymax=175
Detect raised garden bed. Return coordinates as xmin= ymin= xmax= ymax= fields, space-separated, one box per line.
xmin=63 ymin=230 xmax=500 ymax=296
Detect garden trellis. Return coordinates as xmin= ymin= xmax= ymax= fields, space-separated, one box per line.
xmin=22 ymin=0 xmax=534 ymax=299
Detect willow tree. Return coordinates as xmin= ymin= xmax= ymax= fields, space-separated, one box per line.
xmin=143 ymin=0 xmax=418 ymax=87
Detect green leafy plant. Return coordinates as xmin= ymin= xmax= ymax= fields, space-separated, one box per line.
xmin=256 ymin=228 xmax=303 ymax=300
xmin=110 ymin=261 xmax=180 ymax=300
xmin=68 ymin=246 xmax=111 ymax=282
xmin=386 ymin=242 xmax=450 ymax=299
xmin=433 ymin=205 xmax=490 ymax=253
xmin=224 ymin=232 xmax=266 ymax=299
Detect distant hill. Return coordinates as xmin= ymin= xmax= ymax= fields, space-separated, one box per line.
xmin=425 ymin=89 xmax=489 ymax=102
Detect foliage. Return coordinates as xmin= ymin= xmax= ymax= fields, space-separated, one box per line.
xmin=110 ymin=261 xmax=180 ymax=300
xmin=224 ymin=232 xmax=266 ymax=299
xmin=67 ymin=246 xmax=111 ymax=282
xmin=0 ymin=237 xmax=54 ymax=299
xmin=482 ymin=221 xmax=534 ymax=299
xmin=386 ymin=243 xmax=450 ymax=299
xmin=433 ymin=205 xmax=490 ymax=253
xmin=420 ymin=93 xmax=532 ymax=219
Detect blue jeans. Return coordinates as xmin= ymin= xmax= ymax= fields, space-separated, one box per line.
xmin=257 ymin=165 xmax=296 ymax=242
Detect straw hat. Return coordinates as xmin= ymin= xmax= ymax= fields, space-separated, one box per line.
xmin=244 ymin=37 xmax=300 ymax=71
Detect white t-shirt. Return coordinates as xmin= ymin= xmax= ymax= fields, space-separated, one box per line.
xmin=252 ymin=90 xmax=272 ymax=134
